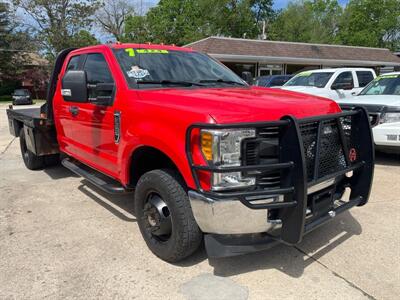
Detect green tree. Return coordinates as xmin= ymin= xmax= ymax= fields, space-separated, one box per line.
xmin=96 ymin=0 xmax=135 ymax=41
xmin=145 ymin=0 xmax=209 ymax=45
xmin=269 ymin=0 xmax=343 ymax=43
xmin=13 ymin=0 xmax=100 ymax=59
xmin=72 ymin=30 xmax=99 ymax=48
xmin=123 ymin=15 xmax=151 ymax=43
xmin=337 ymin=0 xmax=400 ymax=50
xmin=0 ymin=1 xmax=34 ymax=81
xmin=0 ymin=1 xmax=14 ymax=80
xmin=211 ymin=0 xmax=259 ymax=39
xmin=124 ymin=0 xmax=274 ymax=45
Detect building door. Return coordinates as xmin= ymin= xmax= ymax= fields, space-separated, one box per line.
xmin=258 ymin=64 xmax=283 ymax=76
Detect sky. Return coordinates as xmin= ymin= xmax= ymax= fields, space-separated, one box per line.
xmin=14 ymin=0 xmax=352 ymax=44
xmin=273 ymin=0 xmax=349 ymax=9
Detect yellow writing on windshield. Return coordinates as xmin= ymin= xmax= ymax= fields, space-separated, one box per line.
xmin=297 ymin=71 xmax=311 ymax=77
xmin=124 ymin=48 xmax=169 ymax=56
xmin=136 ymin=49 xmax=169 ymax=54
xmin=125 ymin=48 xmax=135 ymax=56
xmin=377 ymin=75 xmax=398 ymax=79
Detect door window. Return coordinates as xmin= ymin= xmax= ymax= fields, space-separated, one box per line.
xmin=83 ymin=53 xmax=114 ymax=100
xmin=356 ymin=71 xmax=374 ymax=87
xmin=66 ymin=55 xmax=80 ymax=71
xmin=332 ymin=72 xmax=354 ymax=90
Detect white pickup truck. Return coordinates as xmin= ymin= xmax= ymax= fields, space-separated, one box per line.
xmin=338 ymin=72 xmax=400 ymax=153
xmin=281 ymin=68 xmax=376 ymax=101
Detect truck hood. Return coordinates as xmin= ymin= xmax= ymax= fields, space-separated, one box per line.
xmin=337 ymin=95 xmax=400 ymax=107
xmin=137 ymin=86 xmax=340 ymax=123
xmin=280 ymin=85 xmax=331 ymax=97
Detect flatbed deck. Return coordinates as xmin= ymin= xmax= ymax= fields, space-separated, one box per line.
xmin=7 ymin=107 xmax=53 ymax=128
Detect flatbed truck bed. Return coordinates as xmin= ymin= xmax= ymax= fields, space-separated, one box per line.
xmin=7 ymin=105 xmax=58 ymax=156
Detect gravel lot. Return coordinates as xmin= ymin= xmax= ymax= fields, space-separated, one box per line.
xmin=0 ymin=103 xmax=399 ymax=300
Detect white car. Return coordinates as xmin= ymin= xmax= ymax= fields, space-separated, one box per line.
xmin=338 ymin=72 xmax=400 ymax=153
xmin=281 ymin=68 xmax=376 ymax=101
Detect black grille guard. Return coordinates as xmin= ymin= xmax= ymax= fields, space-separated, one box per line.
xmin=185 ymin=107 xmax=374 ymax=245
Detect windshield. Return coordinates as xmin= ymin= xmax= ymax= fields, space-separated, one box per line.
xmin=14 ymin=90 xmax=29 ymax=96
xmin=359 ymin=74 xmax=400 ymax=96
xmin=284 ymin=71 xmax=334 ymax=88
xmin=113 ymin=48 xmax=246 ymax=89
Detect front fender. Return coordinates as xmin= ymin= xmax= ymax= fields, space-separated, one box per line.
xmin=118 ymin=121 xmax=196 ymax=188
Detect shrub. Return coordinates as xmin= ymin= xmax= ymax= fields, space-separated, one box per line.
xmin=0 ymin=95 xmax=12 ymax=102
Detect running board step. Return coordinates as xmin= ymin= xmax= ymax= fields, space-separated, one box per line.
xmin=62 ymin=158 xmax=133 ymax=194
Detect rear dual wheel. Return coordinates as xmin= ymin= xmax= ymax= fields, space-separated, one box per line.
xmin=135 ymin=169 xmax=202 ymax=262
xmin=19 ymin=128 xmax=45 ymax=170
xmin=19 ymin=128 xmax=59 ymax=170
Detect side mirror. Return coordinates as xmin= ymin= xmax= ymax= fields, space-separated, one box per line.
xmin=88 ymin=83 xmax=115 ymax=106
xmin=241 ymin=71 xmax=253 ymax=85
xmin=61 ymin=70 xmax=87 ymax=102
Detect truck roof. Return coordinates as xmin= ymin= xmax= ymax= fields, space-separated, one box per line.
xmin=70 ymin=43 xmax=195 ymax=54
xmin=301 ymin=67 xmax=375 ymax=73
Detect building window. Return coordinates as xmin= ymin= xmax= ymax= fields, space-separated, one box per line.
xmin=223 ymin=62 xmax=256 ymax=77
xmin=258 ymin=64 xmax=283 ymax=76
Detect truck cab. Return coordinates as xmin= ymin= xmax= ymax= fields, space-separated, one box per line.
xmin=7 ymin=44 xmax=374 ymax=262
xmin=281 ymin=68 xmax=376 ymax=101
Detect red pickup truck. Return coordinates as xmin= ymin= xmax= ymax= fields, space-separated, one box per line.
xmin=7 ymin=44 xmax=374 ymax=262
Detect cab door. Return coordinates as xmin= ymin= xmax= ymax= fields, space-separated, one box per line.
xmin=330 ymin=71 xmax=355 ymax=100
xmin=58 ymin=52 xmax=119 ymax=178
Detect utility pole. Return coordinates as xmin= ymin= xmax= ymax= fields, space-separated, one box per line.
xmin=261 ymin=20 xmax=267 ymax=40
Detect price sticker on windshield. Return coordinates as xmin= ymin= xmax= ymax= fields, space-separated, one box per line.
xmin=297 ymin=71 xmax=311 ymax=77
xmin=377 ymin=74 xmax=398 ymax=79
xmin=136 ymin=49 xmax=169 ymax=54
xmin=124 ymin=48 xmax=169 ymax=56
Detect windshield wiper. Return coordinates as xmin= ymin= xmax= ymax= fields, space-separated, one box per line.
xmin=199 ymin=79 xmax=246 ymax=86
xmin=136 ymin=80 xmax=206 ymax=86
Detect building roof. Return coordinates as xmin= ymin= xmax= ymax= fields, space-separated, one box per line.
xmin=23 ymin=52 xmax=48 ymax=66
xmin=185 ymin=37 xmax=400 ymax=67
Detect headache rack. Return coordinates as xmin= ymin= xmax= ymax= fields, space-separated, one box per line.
xmin=186 ymin=107 xmax=374 ymax=245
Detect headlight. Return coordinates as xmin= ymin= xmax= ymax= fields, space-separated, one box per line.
xmin=381 ymin=113 xmax=400 ymax=124
xmin=200 ymin=128 xmax=256 ymax=191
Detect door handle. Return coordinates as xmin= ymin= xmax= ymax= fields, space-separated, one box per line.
xmin=69 ymin=106 xmax=79 ymax=116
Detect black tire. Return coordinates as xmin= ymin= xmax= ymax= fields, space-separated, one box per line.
xmin=135 ymin=169 xmax=202 ymax=262
xmin=19 ymin=128 xmax=45 ymax=170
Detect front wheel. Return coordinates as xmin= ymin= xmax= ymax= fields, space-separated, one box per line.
xmin=134 ymin=169 xmax=202 ymax=262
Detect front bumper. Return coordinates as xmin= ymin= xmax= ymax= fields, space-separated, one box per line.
xmin=203 ymin=189 xmax=361 ymax=259
xmin=189 ymin=190 xmax=275 ymax=234
xmin=373 ymin=122 xmax=400 ymax=150
xmin=186 ymin=108 xmax=374 ymax=251
xmin=189 ymin=178 xmax=360 ymax=235
xmin=13 ymin=97 xmax=32 ymax=105
xmin=189 ymin=178 xmax=339 ymax=235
